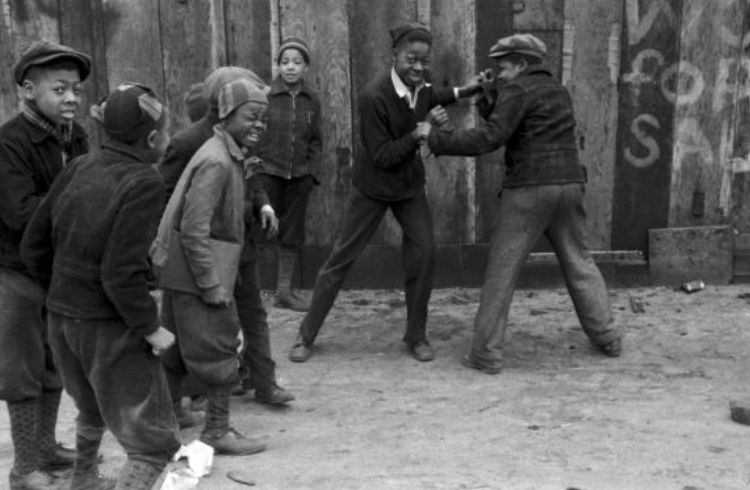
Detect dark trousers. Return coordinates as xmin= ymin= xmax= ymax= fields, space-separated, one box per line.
xmin=257 ymin=173 xmax=314 ymax=249
xmin=471 ymin=184 xmax=620 ymax=370
xmin=47 ymin=312 xmax=180 ymax=465
xmin=235 ymin=254 xmax=276 ymax=389
xmin=300 ymin=187 xmax=435 ymax=345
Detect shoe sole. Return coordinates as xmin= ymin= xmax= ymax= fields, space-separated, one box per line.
xmin=461 ymin=355 xmax=502 ymax=374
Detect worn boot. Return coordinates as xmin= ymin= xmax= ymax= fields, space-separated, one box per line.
xmin=274 ymin=247 xmax=309 ymax=312
xmin=71 ymin=423 xmax=116 ymax=490
xmin=255 ymin=383 xmax=295 ymax=405
xmin=115 ymin=459 xmax=165 ymax=490
xmin=200 ymin=384 xmax=266 ymax=456
xmin=7 ymin=398 xmax=52 ymax=490
xmin=37 ymin=390 xmax=75 ymax=471
xmin=167 ymin=373 xmax=204 ymax=429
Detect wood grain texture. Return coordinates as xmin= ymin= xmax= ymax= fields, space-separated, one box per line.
xmin=730 ymin=0 xmax=750 ymax=232
xmin=348 ymin=0 xmax=418 ymax=245
xmin=280 ymin=0 xmax=353 ymax=245
xmin=612 ymin=0 xmax=683 ymax=251
xmin=426 ymin=0 xmax=476 ymax=244
xmin=159 ymin=0 xmax=225 ymax=134
xmin=0 ymin=1 xmax=19 ymax=123
xmin=101 ymin=0 xmax=164 ymax=99
xmin=225 ymin=0 xmax=273 ymax=83
xmin=513 ymin=0 xmax=565 ymax=31
xmin=669 ymin=0 xmax=744 ymax=228
xmin=565 ymin=0 xmax=622 ymax=249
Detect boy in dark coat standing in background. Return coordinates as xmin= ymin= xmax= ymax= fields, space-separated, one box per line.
xmin=0 ymin=40 xmax=91 ymax=490
xmin=22 ymin=84 xmax=181 ymax=489
xmin=424 ymin=34 xmax=622 ymax=374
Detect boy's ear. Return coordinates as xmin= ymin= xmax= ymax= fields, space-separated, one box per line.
xmin=146 ymin=129 xmax=158 ymax=149
xmin=21 ymin=80 xmax=36 ymax=100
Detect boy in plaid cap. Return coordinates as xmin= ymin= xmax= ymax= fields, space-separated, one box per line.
xmin=288 ymin=22 xmax=481 ymax=363
xmin=152 ymin=78 xmax=273 ymax=455
xmin=0 ymin=39 xmax=91 ymax=490
xmin=424 ymin=33 xmax=621 ymax=374
xmin=256 ymin=37 xmax=321 ymax=312
xmin=22 ymin=83 xmax=180 ymax=489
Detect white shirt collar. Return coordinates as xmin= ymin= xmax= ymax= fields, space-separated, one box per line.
xmin=391 ymin=68 xmax=430 ymax=110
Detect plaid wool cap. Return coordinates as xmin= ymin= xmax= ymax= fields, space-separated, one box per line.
xmin=277 ymin=37 xmax=311 ymax=64
xmin=203 ymin=67 xmax=268 ymax=109
xmin=90 ymin=83 xmax=164 ymax=141
xmin=218 ymin=78 xmax=268 ymax=120
xmin=14 ymin=39 xmax=92 ymax=85
xmin=488 ymin=33 xmax=547 ymax=59
xmin=390 ymin=21 xmax=431 ymax=47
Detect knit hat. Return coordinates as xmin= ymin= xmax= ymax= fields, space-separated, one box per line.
xmin=203 ymin=67 xmax=268 ymax=110
xmin=218 ymin=78 xmax=268 ymax=120
xmin=90 ymin=83 xmax=164 ymax=142
xmin=488 ymin=33 xmax=547 ymax=60
xmin=390 ymin=22 xmax=432 ymax=47
xmin=184 ymin=83 xmax=208 ymax=122
xmin=14 ymin=40 xmax=92 ymax=85
xmin=277 ymin=37 xmax=310 ymax=64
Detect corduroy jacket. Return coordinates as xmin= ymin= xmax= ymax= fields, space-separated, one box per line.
xmin=428 ymin=65 xmax=585 ymax=188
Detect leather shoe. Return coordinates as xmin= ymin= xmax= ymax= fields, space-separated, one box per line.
xmin=39 ymin=441 xmax=76 ymax=470
xmin=461 ymin=354 xmax=502 ymax=374
xmin=599 ymin=338 xmax=622 ymax=357
xmin=71 ymin=470 xmax=117 ymax=490
xmin=255 ymin=384 xmax=295 ymax=405
xmin=204 ymin=428 xmax=266 ymax=456
xmin=274 ymin=290 xmax=309 ymax=312
xmin=289 ymin=336 xmax=313 ymax=363
xmin=408 ymin=340 xmax=435 ymax=362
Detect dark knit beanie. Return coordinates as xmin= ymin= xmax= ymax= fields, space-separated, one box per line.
xmin=390 ymin=22 xmax=431 ymax=48
xmin=90 ymin=83 xmax=164 ymax=142
xmin=277 ymin=37 xmax=311 ymax=65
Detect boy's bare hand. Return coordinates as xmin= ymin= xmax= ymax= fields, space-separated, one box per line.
xmin=413 ymin=121 xmax=433 ymax=141
xmin=260 ymin=204 xmax=279 ymax=238
xmin=426 ymin=105 xmax=449 ymax=127
xmin=146 ymin=326 xmax=175 ymax=356
xmin=201 ymin=285 xmax=233 ymax=307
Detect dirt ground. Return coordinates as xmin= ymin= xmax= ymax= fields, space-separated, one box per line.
xmin=2 ymin=285 xmax=750 ymax=490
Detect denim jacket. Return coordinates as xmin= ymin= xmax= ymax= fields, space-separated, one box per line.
xmin=151 ymin=125 xmax=248 ymax=291
xmin=21 ymin=140 xmax=164 ymax=336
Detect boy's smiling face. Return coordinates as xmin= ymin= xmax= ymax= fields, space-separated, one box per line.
xmin=278 ymin=48 xmax=308 ymax=87
xmin=393 ymin=41 xmax=431 ymax=88
xmin=23 ymin=68 xmax=82 ymax=125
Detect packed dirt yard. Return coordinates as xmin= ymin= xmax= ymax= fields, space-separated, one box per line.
xmin=2 ymin=285 xmax=750 ymax=490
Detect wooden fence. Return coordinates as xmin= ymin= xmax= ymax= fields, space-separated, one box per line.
xmin=2 ymin=0 xmax=750 ymax=284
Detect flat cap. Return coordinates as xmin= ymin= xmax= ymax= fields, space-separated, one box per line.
xmin=14 ymin=40 xmax=92 ymax=85
xmin=488 ymin=33 xmax=547 ymax=59
xmin=218 ymin=78 xmax=268 ymax=120
xmin=277 ymin=37 xmax=311 ymax=64
xmin=390 ymin=22 xmax=431 ymax=47
xmin=203 ymin=67 xmax=268 ymax=110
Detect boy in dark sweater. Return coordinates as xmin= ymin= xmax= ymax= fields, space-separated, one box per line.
xmin=22 ymin=84 xmax=181 ymax=489
xmin=425 ymin=34 xmax=621 ymax=374
xmin=288 ymin=22 xmax=480 ymax=363
xmin=0 ymin=40 xmax=90 ymax=490
xmin=256 ymin=37 xmax=322 ymax=312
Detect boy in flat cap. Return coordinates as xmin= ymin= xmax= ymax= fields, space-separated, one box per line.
xmin=0 ymin=39 xmax=91 ymax=490
xmin=256 ymin=37 xmax=322 ymax=313
xmin=157 ymin=67 xmax=292 ymax=411
xmin=288 ymin=22 xmax=480 ymax=363
xmin=22 ymin=83 xmax=179 ymax=489
xmin=423 ymin=33 xmax=621 ymax=374
xmin=151 ymin=78 xmax=272 ymax=456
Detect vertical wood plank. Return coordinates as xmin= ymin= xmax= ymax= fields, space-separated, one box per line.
xmin=347 ymin=0 xmax=417 ymax=245
xmin=729 ymin=0 xmax=750 ymax=232
xmin=474 ymin=0 xmax=513 ymax=243
xmin=612 ymin=0 xmax=683 ymax=251
xmin=279 ymin=0 xmax=353 ymax=245
xmin=426 ymin=0 xmax=476 ymax=244
xmin=225 ymin=0 xmax=273 ymax=83
xmin=101 ymin=0 xmax=164 ymax=100
xmin=159 ymin=0 xmax=224 ymax=134
xmin=0 ymin=2 xmax=19 ymax=123
xmin=565 ymin=0 xmax=622 ymax=249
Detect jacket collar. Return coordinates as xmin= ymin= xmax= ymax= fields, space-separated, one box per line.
xmin=25 ymin=115 xmax=86 ymax=144
xmin=269 ymin=76 xmax=312 ymax=96
xmin=519 ymin=65 xmax=554 ymax=78
xmin=101 ymin=137 xmax=151 ymax=163
xmin=390 ymin=68 xmax=430 ymax=110
xmin=213 ymin=124 xmax=248 ymax=163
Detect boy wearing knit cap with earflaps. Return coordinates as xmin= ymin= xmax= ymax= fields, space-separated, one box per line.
xmin=151 ymin=78 xmax=274 ymax=456
xmin=256 ymin=36 xmax=322 ymax=312
xmin=22 ymin=83 xmax=180 ymax=490
xmin=288 ymin=22 xmax=482 ymax=364
xmin=423 ymin=33 xmax=622 ymax=375
xmin=0 ymin=39 xmax=91 ymax=490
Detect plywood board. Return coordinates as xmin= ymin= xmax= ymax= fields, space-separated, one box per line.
xmin=225 ymin=0 xmax=273 ymax=84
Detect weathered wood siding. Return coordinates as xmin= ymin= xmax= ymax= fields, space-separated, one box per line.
xmin=3 ymin=0 xmax=750 ymax=263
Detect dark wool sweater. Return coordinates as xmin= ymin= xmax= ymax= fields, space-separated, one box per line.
xmin=353 ymin=70 xmax=456 ymax=201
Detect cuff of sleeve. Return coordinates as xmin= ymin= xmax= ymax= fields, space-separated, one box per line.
xmin=136 ymin=317 xmax=160 ymax=338
xmin=453 ymin=87 xmax=460 ymax=100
